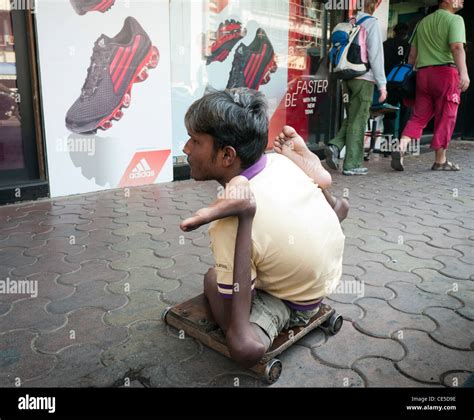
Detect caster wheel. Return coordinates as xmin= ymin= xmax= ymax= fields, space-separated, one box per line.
xmin=161 ymin=307 xmax=171 ymax=323
xmin=148 ymin=46 xmax=160 ymax=69
xmin=322 ymin=313 xmax=343 ymax=335
xmin=122 ymin=93 xmax=131 ymax=108
xmin=264 ymin=358 xmax=282 ymax=384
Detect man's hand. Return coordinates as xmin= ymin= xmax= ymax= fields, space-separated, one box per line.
xmin=460 ymin=71 xmax=470 ymax=92
xmin=379 ymin=88 xmax=387 ymax=103
xmin=180 ymin=175 xmax=256 ymax=232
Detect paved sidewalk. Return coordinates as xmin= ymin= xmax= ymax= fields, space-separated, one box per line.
xmin=0 ymin=142 xmax=473 ymax=388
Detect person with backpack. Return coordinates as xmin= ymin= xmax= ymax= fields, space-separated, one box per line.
xmin=391 ymin=0 xmax=469 ymax=172
xmin=383 ymin=23 xmax=411 ymax=138
xmin=325 ymin=0 xmax=386 ymax=176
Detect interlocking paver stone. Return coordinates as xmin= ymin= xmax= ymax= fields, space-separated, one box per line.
xmin=65 ymin=242 xmax=127 ymax=264
xmin=57 ymin=260 xmax=127 ymax=286
xmin=342 ymin=245 xmax=390 ymax=266
xmin=452 ymin=289 xmax=474 ymax=320
xmin=0 ymin=232 xmax=44 ymax=249
xmin=312 ymin=322 xmax=404 ymax=368
xmin=158 ymin=255 xmax=210 ymax=279
xmin=106 ymin=267 xmax=179 ymax=295
xmin=24 ymin=344 xmax=103 ymax=387
xmin=0 ymin=298 xmax=65 ymax=332
xmin=34 ymin=307 xmax=128 ymax=353
xmin=112 ymin=222 xmax=165 ymax=239
xmin=380 ymin=227 xmax=431 ymax=244
xmin=404 ymin=240 xmax=463 ymax=260
xmin=434 ymin=255 xmax=473 ymax=280
xmin=0 ymin=247 xmax=36 ymax=268
xmin=12 ymin=252 xmax=80 ymax=277
xmin=111 ymin=249 xmax=174 ymax=272
xmin=33 ymin=224 xmax=89 ymax=241
xmin=101 ymin=320 xmax=199 ymax=372
xmin=47 ymin=280 xmax=127 ymax=314
xmin=24 ymin=237 xmax=85 ymax=257
xmin=358 ymin=236 xmax=412 ymax=254
xmin=440 ymin=223 xmax=474 ymax=240
xmin=355 ymin=298 xmax=436 ymax=338
xmin=271 ymin=345 xmax=364 ymax=387
xmin=357 ymin=261 xmax=422 ymax=287
xmin=424 ymin=307 xmax=474 ymax=350
xmin=74 ymin=228 xmax=127 ymax=245
xmin=396 ymin=330 xmax=474 ymax=384
xmin=325 ymin=298 xmax=364 ymax=322
xmin=352 ymin=357 xmax=437 ymax=387
xmin=413 ymin=268 xmax=474 ymax=295
xmin=110 ymin=233 xmax=169 ymax=252
xmin=382 ymin=249 xmax=444 ymax=272
xmin=452 ymin=245 xmax=474 ymax=265
xmin=386 ymin=282 xmax=462 ymax=314
xmin=0 ymin=330 xmax=56 ymax=385
xmin=104 ymin=290 xmax=165 ymax=327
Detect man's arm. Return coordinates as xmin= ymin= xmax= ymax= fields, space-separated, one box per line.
xmin=407 ymin=45 xmax=417 ymax=66
xmin=451 ymin=42 xmax=470 ymax=92
xmin=322 ymin=189 xmax=349 ymax=223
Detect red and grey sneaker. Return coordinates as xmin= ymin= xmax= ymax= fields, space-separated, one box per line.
xmin=70 ymin=0 xmax=116 ymax=15
xmin=226 ymin=28 xmax=277 ymax=91
xmin=66 ymin=17 xmax=159 ymax=134
xmin=204 ymin=19 xmax=246 ymax=65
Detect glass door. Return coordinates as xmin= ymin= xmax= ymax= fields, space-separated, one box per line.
xmin=0 ymin=3 xmax=43 ymax=190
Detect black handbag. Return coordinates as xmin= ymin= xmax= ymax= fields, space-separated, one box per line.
xmin=386 ymin=22 xmax=420 ymax=99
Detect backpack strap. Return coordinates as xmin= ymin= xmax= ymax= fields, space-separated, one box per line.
xmin=356 ymin=15 xmax=374 ymax=25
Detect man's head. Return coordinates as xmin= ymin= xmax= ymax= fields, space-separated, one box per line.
xmin=183 ymin=88 xmax=268 ymax=183
xmin=438 ymin=0 xmax=464 ymax=12
xmin=393 ymin=22 xmax=409 ymax=40
xmin=363 ymin=0 xmax=382 ymax=15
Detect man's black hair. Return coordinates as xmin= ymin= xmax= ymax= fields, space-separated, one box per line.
xmin=184 ymin=87 xmax=269 ymax=169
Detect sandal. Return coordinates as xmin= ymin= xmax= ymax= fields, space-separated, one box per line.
xmin=391 ymin=151 xmax=405 ymax=171
xmin=431 ymin=161 xmax=460 ymax=171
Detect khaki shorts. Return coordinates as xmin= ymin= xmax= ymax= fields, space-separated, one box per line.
xmin=249 ymin=289 xmax=321 ymax=343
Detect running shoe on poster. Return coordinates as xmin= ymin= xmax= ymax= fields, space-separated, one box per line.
xmin=70 ymin=0 xmax=116 ymax=15
xmin=205 ymin=19 xmax=246 ymax=65
xmin=226 ymin=28 xmax=277 ymax=90
xmin=66 ymin=17 xmax=160 ymax=134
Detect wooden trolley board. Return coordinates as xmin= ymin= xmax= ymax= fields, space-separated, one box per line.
xmin=162 ymin=294 xmax=343 ymax=384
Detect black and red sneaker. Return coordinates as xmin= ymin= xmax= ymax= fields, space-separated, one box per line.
xmin=66 ymin=17 xmax=159 ymax=134
xmin=70 ymin=0 xmax=116 ymax=15
xmin=226 ymin=28 xmax=278 ymax=91
xmin=204 ymin=19 xmax=246 ymax=65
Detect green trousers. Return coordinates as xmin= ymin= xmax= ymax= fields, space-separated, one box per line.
xmin=329 ymin=79 xmax=374 ymax=171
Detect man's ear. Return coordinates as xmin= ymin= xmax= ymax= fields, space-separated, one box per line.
xmin=221 ymin=145 xmax=238 ymax=167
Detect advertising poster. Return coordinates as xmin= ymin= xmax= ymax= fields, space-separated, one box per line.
xmin=35 ymin=0 xmax=173 ymax=197
xmin=170 ymin=0 xmax=290 ymax=161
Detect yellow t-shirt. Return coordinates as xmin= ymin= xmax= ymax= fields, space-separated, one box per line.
xmin=208 ymin=153 xmax=345 ymax=305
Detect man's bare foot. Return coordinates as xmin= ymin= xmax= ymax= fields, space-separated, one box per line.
xmin=273 ymin=125 xmax=332 ymax=189
xmin=180 ymin=176 xmax=256 ymax=232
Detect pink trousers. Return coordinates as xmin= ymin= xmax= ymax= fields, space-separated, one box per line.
xmin=402 ymin=66 xmax=461 ymax=150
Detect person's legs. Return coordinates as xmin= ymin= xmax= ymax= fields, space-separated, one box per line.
xmin=393 ymin=68 xmax=434 ymax=170
xmin=342 ymin=79 xmax=373 ymax=172
xmin=204 ymin=269 xmax=273 ymax=353
xmin=328 ymin=81 xmax=350 ymax=152
xmin=431 ymin=67 xmax=461 ymax=166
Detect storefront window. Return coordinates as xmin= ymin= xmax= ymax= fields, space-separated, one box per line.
xmin=0 ymin=3 xmax=24 ymax=174
xmin=170 ymin=0 xmax=344 ymax=163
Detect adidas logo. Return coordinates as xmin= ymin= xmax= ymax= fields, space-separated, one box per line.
xmin=129 ymin=158 xmax=155 ymax=179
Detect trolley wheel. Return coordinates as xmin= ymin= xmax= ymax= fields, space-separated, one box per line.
xmin=322 ymin=312 xmax=343 ymax=335
xmin=264 ymin=358 xmax=282 ymax=384
xmin=161 ymin=307 xmax=171 ymax=323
